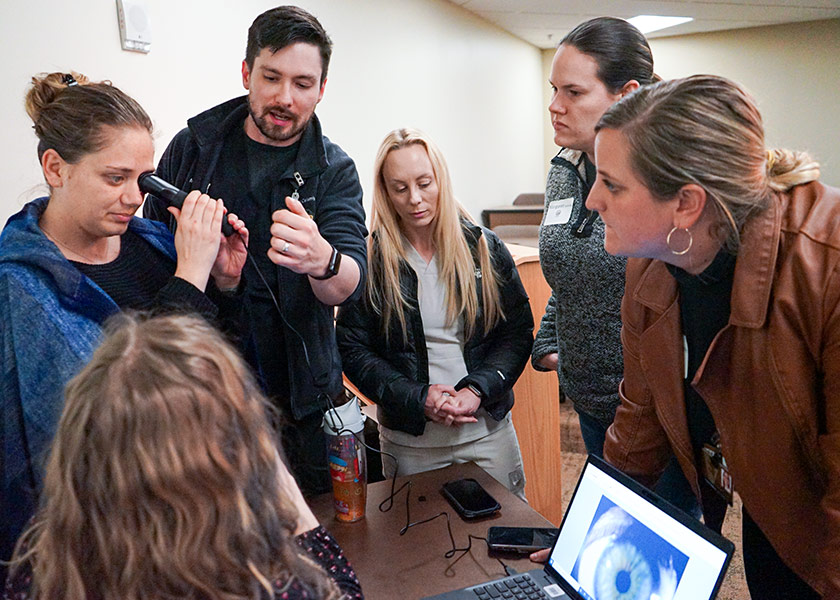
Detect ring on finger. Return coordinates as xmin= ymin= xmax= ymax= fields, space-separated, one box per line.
xmin=281 ymin=241 xmax=291 ymax=254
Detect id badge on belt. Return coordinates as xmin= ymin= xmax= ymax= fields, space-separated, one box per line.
xmin=701 ymin=437 xmax=734 ymax=505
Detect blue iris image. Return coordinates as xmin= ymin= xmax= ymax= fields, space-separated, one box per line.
xmin=571 ymin=497 xmax=688 ymax=600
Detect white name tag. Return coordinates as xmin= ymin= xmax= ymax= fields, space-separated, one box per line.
xmin=543 ymin=198 xmax=574 ymax=225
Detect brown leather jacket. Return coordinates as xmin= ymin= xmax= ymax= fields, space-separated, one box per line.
xmin=604 ymin=181 xmax=840 ymax=598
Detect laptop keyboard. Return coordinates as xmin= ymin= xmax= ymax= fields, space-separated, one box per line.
xmin=471 ymin=574 xmax=548 ymax=599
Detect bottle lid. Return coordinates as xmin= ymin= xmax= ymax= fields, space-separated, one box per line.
xmin=322 ymin=397 xmax=366 ymax=435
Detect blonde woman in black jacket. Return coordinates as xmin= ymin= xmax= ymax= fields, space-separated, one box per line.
xmin=336 ymin=129 xmax=533 ymax=498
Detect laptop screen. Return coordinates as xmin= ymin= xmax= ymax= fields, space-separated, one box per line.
xmin=545 ymin=457 xmax=733 ymax=600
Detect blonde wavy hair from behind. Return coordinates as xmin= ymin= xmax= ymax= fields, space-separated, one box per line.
xmin=596 ymin=74 xmax=820 ymax=251
xmin=10 ymin=313 xmax=339 ymax=600
xmin=369 ymin=128 xmax=504 ymax=341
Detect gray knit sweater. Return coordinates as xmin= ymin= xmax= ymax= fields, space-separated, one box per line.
xmin=531 ymin=148 xmax=625 ymax=426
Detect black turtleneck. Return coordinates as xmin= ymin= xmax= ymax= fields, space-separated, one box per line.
xmin=666 ymin=250 xmax=736 ymax=529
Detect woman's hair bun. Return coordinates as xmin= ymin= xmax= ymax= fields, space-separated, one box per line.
xmin=24 ymin=71 xmax=90 ymax=125
xmin=24 ymin=70 xmax=151 ymax=164
xmin=766 ymin=148 xmax=820 ymax=192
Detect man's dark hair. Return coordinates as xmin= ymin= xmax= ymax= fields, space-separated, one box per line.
xmin=245 ymin=5 xmax=333 ymax=83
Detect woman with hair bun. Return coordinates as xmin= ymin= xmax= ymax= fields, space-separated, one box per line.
xmin=0 ymin=71 xmax=248 ymax=576
xmin=588 ymin=74 xmax=836 ymax=597
xmin=4 ymin=313 xmax=363 ymax=600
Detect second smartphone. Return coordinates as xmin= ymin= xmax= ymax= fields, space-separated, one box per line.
xmin=486 ymin=526 xmax=559 ymax=554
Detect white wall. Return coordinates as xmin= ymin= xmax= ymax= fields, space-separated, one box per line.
xmin=541 ymin=47 xmax=555 ymax=181
xmin=649 ymin=19 xmax=840 ymax=187
xmin=541 ymin=19 xmax=840 ymax=187
xmin=0 ymin=0 xmax=545 ymax=225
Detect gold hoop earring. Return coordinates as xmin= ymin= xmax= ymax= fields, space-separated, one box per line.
xmin=667 ymin=227 xmax=692 ymax=255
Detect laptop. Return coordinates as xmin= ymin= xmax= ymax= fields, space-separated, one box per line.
xmin=423 ymin=455 xmax=734 ymax=600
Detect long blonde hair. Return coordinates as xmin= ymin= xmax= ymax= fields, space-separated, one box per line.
xmin=596 ymin=75 xmax=820 ymax=251
xmin=368 ymin=128 xmax=504 ymax=341
xmin=10 ymin=313 xmax=338 ymax=600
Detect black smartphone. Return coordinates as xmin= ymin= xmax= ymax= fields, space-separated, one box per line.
xmin=486 ymin=526 xmax=559 ymax=554
xmin=440 ymin=478 xmax=501 ymax=520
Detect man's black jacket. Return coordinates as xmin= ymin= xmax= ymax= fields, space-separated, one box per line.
xmin=144 ymin=96 xmax=367 ymax=419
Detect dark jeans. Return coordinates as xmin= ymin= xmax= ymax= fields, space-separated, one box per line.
xmin=742 ymin=507 xmax=821 ymax=599
xmin=576 ymin=407 xmax=703 ymax=519
xmin=279 ymin=410 xmax=332 ymax=497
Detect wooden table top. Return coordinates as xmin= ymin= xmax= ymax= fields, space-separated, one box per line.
xmin=310 ymin=462 xmax=554 ymax=600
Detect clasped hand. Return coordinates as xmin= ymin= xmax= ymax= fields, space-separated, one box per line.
xmin=168 ymin=190 xmax=249 ymax=291
xmin=424 ymin=384 xmax=480 ymax=427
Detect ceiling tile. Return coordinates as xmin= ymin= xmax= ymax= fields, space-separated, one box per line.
xmin=448 ymin=0 xmax=840 ymax=47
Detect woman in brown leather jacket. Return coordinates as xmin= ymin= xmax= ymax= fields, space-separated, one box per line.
xmin=585 ymin=75 xmax=839 ymax=598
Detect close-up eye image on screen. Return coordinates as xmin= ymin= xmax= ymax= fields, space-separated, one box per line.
xmin=571 ymin=498 xmax=688 ymax=600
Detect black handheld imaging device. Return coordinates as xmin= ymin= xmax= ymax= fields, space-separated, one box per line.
xmin=138 ymin=172 xmax=235 ymax=237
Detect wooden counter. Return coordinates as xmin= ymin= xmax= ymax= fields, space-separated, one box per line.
xmin=481 ymin=205 xmax=544 ymax=228
xmin=505 ymin=243 xmax=563 ymax=525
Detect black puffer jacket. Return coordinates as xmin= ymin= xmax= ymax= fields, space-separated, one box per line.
xmin=336 ymin=222 xmax=533 ymax=436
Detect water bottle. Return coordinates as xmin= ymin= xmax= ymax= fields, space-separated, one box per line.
xmin=323 ymin=397 xmax=367 ymax=522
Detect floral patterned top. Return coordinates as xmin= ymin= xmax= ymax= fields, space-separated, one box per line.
xmin=3 ymin=526 xmax=363 ymax=600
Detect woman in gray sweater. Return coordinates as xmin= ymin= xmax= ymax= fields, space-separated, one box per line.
xmin=532 ymin=17 xmax=698 ymax=516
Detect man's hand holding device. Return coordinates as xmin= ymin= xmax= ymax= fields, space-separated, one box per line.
xmin=268 ymin=196 xmax=334 ymax=277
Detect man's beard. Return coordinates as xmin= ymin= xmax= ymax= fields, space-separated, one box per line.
xmin=247 ymin=98 xmax=308 ymax=144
